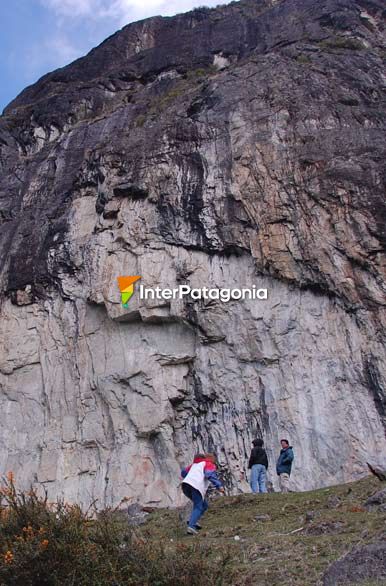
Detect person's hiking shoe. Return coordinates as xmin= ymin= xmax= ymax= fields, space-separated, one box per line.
xmin=187 ymin=526 xmax=199 ymax=535
xmin=186 ymin=521 xmax=202 ymax=530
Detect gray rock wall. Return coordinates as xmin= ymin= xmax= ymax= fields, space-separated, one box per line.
xmin=0 ymin=0 xmax=385 ymax=507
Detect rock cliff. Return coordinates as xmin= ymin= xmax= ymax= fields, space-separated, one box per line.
xmin=0 ymin=0 xmax=385 ymax=507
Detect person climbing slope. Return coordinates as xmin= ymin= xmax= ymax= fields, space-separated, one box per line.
xmin=181 ymin=453 xmax=224 ymax=535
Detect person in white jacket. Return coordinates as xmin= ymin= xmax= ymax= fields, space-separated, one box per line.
xmin=181 ymin=453 xmax=224 ymax=535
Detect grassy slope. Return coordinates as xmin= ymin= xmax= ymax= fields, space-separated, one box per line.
xmin=141 ymin=477 xmax=386 ymax=586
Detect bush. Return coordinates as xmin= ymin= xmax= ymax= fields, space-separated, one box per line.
xmin=319 ymin=36 xmax=367 ymax=50
xmin=186 ymin=65 xmax=217 ymax=80
xmin=149 ymin=85 xmax=187 ymax=116
xmin=0 ymin=474 xmax=228 ymax=586
xmin=135 ymin=114 xmax=146 ymax=128
xmin=296 ymin=54 xmax=312 ymax=65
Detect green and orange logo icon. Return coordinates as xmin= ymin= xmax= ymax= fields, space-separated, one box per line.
xmin=117 ymin=276 xmax=141 ymax=307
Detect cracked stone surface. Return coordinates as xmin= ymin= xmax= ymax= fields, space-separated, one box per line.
xmin=0 ymin=0 xmax=386 ymax=507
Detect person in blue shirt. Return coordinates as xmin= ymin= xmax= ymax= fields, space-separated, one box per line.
xmin=276 ymin=439 xmax=294 ymax=493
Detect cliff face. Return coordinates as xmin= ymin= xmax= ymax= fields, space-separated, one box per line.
xmin=0 ymin=0 xmax=385 ymax=507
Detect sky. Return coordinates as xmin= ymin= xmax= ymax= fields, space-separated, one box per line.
xmin=0 ymin=0 xmax=232 ymax=113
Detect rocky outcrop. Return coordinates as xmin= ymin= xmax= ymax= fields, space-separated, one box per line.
xmin=322 ymin=540 xmax=386 ymax=585
xmin=0 ymin=0 xmax=385 ymax=507
xmin=367 ymin=462 xmax=386 ymax=481
xmin=364 ymin=487 xmax=386 ymax=511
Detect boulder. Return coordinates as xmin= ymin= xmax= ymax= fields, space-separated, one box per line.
xmin=323 ymin=541 xmax=386 ymax=585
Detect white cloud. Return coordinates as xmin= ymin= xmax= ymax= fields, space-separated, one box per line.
xmin=41 ymin=0 xmax=227 ymax=23
xmin=41 ymin=0 xmax=98 ymax=17
xmin=105 ymin=0 xmax=222 ymax=23
xmin=46 ymin=36 xmax=82 ymax=63
xmin=24 ymin=34 xmax=83 ymax=79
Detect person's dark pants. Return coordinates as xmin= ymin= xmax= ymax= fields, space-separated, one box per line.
xmin=182 ymin=483 xmax=208 ymax=529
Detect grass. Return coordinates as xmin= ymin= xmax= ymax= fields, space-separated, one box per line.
xmin=296 ymin=54 xmax=312 ymax=65
xmin=0 ymin=475 xmax=384 ymax=585
xmin=145 ymin=476 xmax=386 ymax=585
xmin=134 ymin=114 xmax=146 ymax=127
xmin=186 ymin=66 xmax=218 ymax=80
xmin=147 ymin=83 xmax=191 ymax=118
xmin=319 ymin=37 xmax=367 ymax=51
xmin=0 ymin=475 xmax=229 ymax=586
xmin=146 ymin=65 xmax=218 ymax=118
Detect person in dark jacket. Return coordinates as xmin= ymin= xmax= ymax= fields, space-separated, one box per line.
xmin=276 ymin=439 xmax=294 ymax=493
xmin=248 ymin=438 xmax=269 ymax=493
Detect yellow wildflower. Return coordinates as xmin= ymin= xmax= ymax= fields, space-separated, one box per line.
xmin=22 ymin=526 xmax=34 ymax=538
xmin=4 ymin=551 xmax=13 ymax=564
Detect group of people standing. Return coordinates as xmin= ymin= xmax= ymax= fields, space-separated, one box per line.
xmin=248 ymin=438 xmax=294 ymax=494
xmin=180 ymin=439 xmax=294 ymax=536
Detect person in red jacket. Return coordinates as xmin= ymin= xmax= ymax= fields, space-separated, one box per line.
xmin=181 ymin=453 xmax=224 ymax=535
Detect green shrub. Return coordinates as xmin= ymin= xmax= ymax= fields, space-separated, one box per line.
xmin=0 ymin=475 xmax=228 ymax=586
xmin=296 ymin=54 xmax=312 ymax=64
xmin=134 ymin=114 xmax=146 ymax=128
xmin=319 ymin=36 xmax=367 ymax=50
xmin=186 ymin=65 xmax=217 ymax=80
xmin=149 ymin=85 xmax=186 ymax=115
